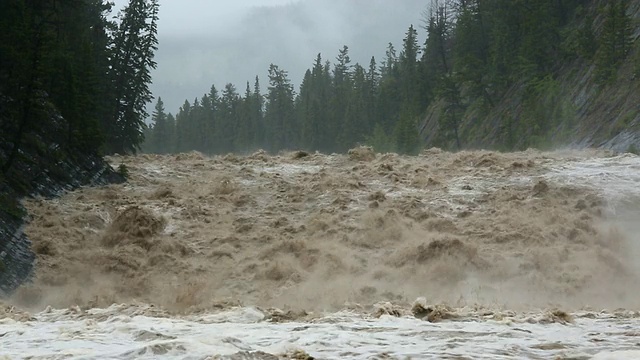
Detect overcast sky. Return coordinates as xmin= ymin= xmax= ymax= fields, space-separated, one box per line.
xmin=111 ymin=0 xmax=427 ymax=114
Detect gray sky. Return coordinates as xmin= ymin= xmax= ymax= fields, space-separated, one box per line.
xmin=111 ymin=0 xmax=427 ymax=114
xmin=112 ymin=0 xmax=297 ymax=35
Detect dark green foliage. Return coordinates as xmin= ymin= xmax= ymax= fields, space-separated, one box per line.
xmin=147 ymin=97 xmax=172 ymax=154
xmin=160 ymin=78 xmax=265 ymax=155
xmin=265 ymin=65 xmax=297 ymax=151
xmin=1 ymin=0 xmax=161 ymax=179
xmin=595 ymin=0 xmax=634 ymax=83
xmin=331 ymin=46 xmax=354 ymax=151
xmin=0 ymin=1 xmax=112 ymax=172
xmin=577 ymin=12 xmax=598 ymax=60
xmin=175 ymin=100 xmax=191 ymax=153
xmin=366 ymin=124 xmax=396 ymax=154
xmin=339 ymin=64 xmax=368 ymax=149
xmin=394 ymin=106 xmax=421 ymax=155
xmin=520 ymin=75 xmax=576 ymax=149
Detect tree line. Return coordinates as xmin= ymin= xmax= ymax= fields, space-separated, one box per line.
xmin=1 ymin=0 xmax=159 ymax=175
xmin=143 ymin=0 xmax=634 ymax=155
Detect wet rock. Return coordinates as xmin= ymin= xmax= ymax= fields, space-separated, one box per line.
xmin=372 ymin=302 xmax=403 ymax=318
xmin=532 ymin=180 xmax=549 ymax=196
xmin=411 ymin=299 xmax=458 ymax=323
xmin=292 ymin=150 xmax=310 ymax=159
xmin=348 ymin=146 xmax=376 ymax=162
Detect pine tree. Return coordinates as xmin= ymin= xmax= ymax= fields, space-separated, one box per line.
xmin=436 ymin=74 xmax=463 ymax=149
xmin=385 ymin=25 xmax=424 ymax=154
xmin=198 ymin=93 xmax=213 ymax=152
xmin=365 ymin=56 xmax=380 ymax=126
xmin=395 ymin=105 xmax=421 ymax=155
xmin=205 ymin=84 xmax=219 ymax=153
xmin=380 ymin=43 xmax=398 ymax=78
xmin=616 ymin=1 xmax=634 ymax=59
xmin=400 ymin=26 xmax=420 ymax=78
xmin=252 ymin=76 xmax=264 ymax=148
xmin=219 ymin=83 xmax=240 ymax=153
xmin=486 ymin=0 xmax=520 ymax=85
xmin=399 ymin=25 xmax=421 ymax=114
xmin=150 ymin=97 xmax=169 ymax=153
xmin=420 ymin=1 xmax=465 ymax=150
xmin=518 ymin=1 xmax=561 ymax=77
xmin=315 ymin=55 xmax=334 ymax=152
xmin=419 ymin=2 xmax=454 ymax=113
xmin=106 ymin=0 xmax=159 ymax=154
xmin=297 ymin=69 xmax=316 ymax=149
xmin=595 ymin=1 xmax=620 ymax=83
xmin=45 ymin=0 xmax=113 ymax=153
xmin=366 ymin=123 xmax=396 ymax=153
xmin=1 ymin=1 xmax=112 ymax=169
xmin=265 ymin=64 xmax=296 ymax=151
xmin=1 ymin=0 xmax=53 ymax=172
xmin=296 ymin=54 xmax=333 ymax=151
xmin=378 ymin=43 xmax=401 ymax=135
xmin=594 ymin=0 xmax=634 ymax=82
xmin=452 ymin=0 xmax=493 ymax=107
xmin=331 ymin=46 xmax=353 ymax=151
xmin=424 ymin=2 xmax=452 ymax=76
xmin=175 ymin=99 xmax=191 ymax=152
xmin=577 ymin=12 xmax=597 ymax=60
xmin=189 ymin=96 xmax=207 ymax=152
xmin=340 ymin=64 xmax=368 ymax=149
xmin=165 ymin=112 xmax=176 ymax=153
xmin=235 ymin=82 xmax=253 ymax=151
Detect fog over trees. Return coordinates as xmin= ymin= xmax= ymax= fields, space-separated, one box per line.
xmin=139 ymin=0 xmax=428 ymax=113
xmin=145 ymin=0 xmax=636 ymax=155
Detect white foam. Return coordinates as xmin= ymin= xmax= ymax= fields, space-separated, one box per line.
xmin=545 ymin=154 xmax=640 ymax=210
xmin=2 ymin=307 xmax=640 ymax=359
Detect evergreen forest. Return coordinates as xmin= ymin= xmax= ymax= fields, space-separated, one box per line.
xmin=144 ymin=0 xmax=638 ymax=156
xmin=1 ymin=0 xmax=160 ymax=171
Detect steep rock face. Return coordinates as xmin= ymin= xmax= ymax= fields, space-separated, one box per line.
xmin=0 ymin=102 xmax=124 ymax=296
xmin=0 ymin=218 xmax=32 ymax=296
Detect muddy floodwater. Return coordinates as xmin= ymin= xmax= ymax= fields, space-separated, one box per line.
xmin=2 ymin=147 xmax=640 ymax=359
